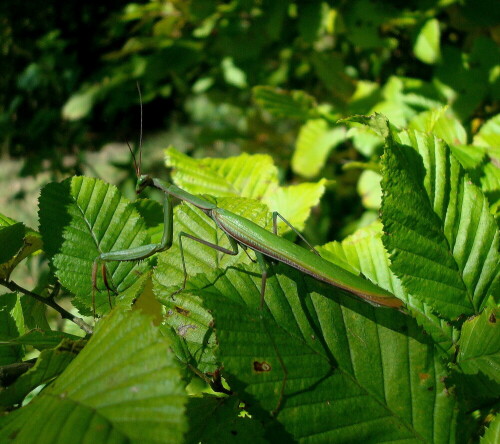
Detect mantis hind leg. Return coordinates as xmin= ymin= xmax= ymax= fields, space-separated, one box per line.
xmin=255 ymin=252 xmax=288 ymax=416
xmin=174 ymin=231 xmax=239 ymax=297
xmin=272 ymin=211 xmax=320 ymax=256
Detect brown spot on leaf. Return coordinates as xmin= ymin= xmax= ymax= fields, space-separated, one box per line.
xmin=419 ymin=373 xmax=430 ymax=381
xmin=175 ymin=306 xmax=190 ymax=316
xmin=253 ymin=361 xmax=272 ymax=372
xmin=489 ymin=313 xmax=496 ymax=323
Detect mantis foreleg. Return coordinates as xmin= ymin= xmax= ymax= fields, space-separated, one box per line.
xmin=92 ymin=192 xmax=174 ymax=315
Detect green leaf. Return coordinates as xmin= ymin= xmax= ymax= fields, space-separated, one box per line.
xmin=0 ymin=308 xmax=187 ymax=443
xmin=194 ymin=263 xmax=458 ymax=442
xmin=292 ymin=120 xmax=345 ymax=178
xmin=0 ymin=294 xmax=23 ymax=366
xmin=165 ymin=147 xmax=278 ymax=199
xmin=62 ymin=84 xmax=99 ymax=121
xmin=481 ymin=414 xmax=500 ymax=444
xmin=318 ymin=223 xmax=457 ymax=356
xmin=377 ymin=117 xmax=499 ymax=319
xmin=413 ymin=19 xmax=441 ymax=65
xmin=252 ymin=86 xmax=317 ymax=120
xmin=457 ymin=308 xmax=499 ymax=381
xmin=222 ymin=57 xmax=247 ymax=89
xmin=474 ymin=114 xmax=500 ymax=149
xmin=154 ymin=199 xmax=268 ymax=374
xmin=0 ymin=222 xmax=24 ymax=265
xmin=132 ymin=198 xmax=165 ymax=244
xmin=448 ymin=145 xmax=486 ymax=170
xmin=185 ymin=396 xmax=266 ymax=443
xmin=297 ymin=0 xmax=323 ymax=44
xmin=38 ymin=177 xmax=150 ymax=315
xmin=263 ymin=180 xmax=327 ymax=233
xmin=0 ymin=338 xmax=85 ymax=408
xmin=357 ymin=170 xmax=382 ymax=210
xmin=165 ymin=146 xmax=326 ymax=233
xmin=409 ymin=108 xmax=467 ymax=146
xmin=0 ymin=214 xmax=42 ymax=280
xmin=311 ymin=52 xmax=356 ymax=106
xmin=346 ymin=125 xmax=384 ymax=157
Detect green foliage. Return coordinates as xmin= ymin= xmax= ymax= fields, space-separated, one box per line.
xmin=38 ymin=177 xmax=151 ymax=315
xmin=2 ymin=112 xmax=498 ymax=441
xmin=0 ymin=215 xmax=42 ymax=280
xmin=0 ymin=309 xmax=187 ymax=443
xmin=3 ymin=0 xmax=499 ymax=169
xmin=1 ymin=0 xmax=500 ymax=441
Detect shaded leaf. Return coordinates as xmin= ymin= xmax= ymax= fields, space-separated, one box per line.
xmin=0 ymin=223 xmax=24 ymax=265
xmin=0 ymin=214 xmax=42 ymax=280
xmin=252 ymin=86 xmax=317 ymax=120
xmin=0 ymin=338 xmax=85 ymax=408
xmin=185 ymin=396 xmax=266 ymax=444
xmin=195 ymin=262 xmax=458 ymax=442
xmin=318 ymin=223 xmax=457 ymax=356
xmin=0 ymin=308 xmax=187 ymax=443
xmin=154 ymin=199 xmax=268 ymax=375
xmin=0 ymin=294 xmax=23 ymax=366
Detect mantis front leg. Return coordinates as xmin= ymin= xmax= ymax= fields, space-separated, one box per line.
xmin=92 ymin=192 xmax=174 ymax=316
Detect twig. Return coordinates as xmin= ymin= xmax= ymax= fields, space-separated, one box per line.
xmin=0 ymin=279 xmax=93 ymax=335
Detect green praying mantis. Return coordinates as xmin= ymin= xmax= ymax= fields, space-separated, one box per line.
xmin=92 ymin=152 xmax=404 ymax=414
xmin=91 ymin=96 xmax=404 ymax=413
xmin=95 ymin=171 xmax=405 ymax=308
xmin=92 ymin=164 xmax=404 ymax=313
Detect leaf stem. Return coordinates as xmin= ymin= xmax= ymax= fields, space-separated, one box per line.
xmin=0 ymin=279 xmax=93 ymax=335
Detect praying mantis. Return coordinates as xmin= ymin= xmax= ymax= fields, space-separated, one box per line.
xmin=94 ymin=171 xmax=404 ymax=312
xmin=92 ymin=160 xmax=404 ymax=414
xmin=91 ymin=98 xmax=403 ymax=413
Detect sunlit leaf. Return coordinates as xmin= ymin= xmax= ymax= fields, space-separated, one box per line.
xmin=38 ymin=177 xmax=150 ymax=315
xmin=292 ymin=120 xmax=345 ymax=178
xmin=413 ymin=18 xmax=441 ymax=64
xmin=474 ymin=114 xmax=500 ymax=149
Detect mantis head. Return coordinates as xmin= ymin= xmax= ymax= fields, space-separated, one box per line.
xmin=136 ymin=174 xmax=153 ymax=195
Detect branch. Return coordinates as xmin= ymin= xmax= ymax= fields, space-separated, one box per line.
xmin=0 ymin=279 xmax=93 ymax=335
